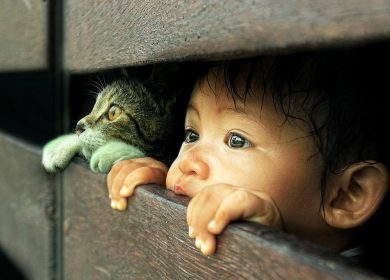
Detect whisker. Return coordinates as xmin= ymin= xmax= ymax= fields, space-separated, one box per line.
xmin=82 ymin=89 xmax=99 ymax=98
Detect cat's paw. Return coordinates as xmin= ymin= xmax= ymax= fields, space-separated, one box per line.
xmin=42 ymin=134 xmax=82 ymax=173
xmin=90 ymin=141 xmax=145 ymax=173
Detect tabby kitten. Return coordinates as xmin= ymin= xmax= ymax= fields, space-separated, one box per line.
xmin=42 ymin=65 xmax=186 ymax=173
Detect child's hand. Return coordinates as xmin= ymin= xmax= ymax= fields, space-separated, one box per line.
xmin=186 ymin=184 xmax=283 ymax=256
xmin=107 ymin=157 xmax=168 ymax=211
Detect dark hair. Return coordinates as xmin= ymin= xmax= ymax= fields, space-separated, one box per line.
xmin=191 ymin=42 xmax=390 ymax=277
xmin=195 ymin=43 xmax=390 ymax=201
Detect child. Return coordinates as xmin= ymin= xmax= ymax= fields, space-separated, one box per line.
xmin=107 ymin=44 xmax=390 ymax=276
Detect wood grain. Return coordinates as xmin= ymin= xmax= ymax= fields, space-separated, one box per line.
xmin=64 ymin=0 xmax=390 ymax=73
xmin=0 ymin=0 xmax=49 ymax=72
xmin=63 ymin=160 xmax=382 ymax=279
xmin=0 ymin=132 xmax=56 ymax=280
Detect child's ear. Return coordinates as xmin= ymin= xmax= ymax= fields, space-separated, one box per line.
xmin=322 ymin=162 xmax=389 ymax=229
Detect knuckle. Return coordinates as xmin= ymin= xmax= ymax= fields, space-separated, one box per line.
xmin=235 ymin=190 xmax=250 ymax=202
xmin=140 ymin=166 xmax=154 ymax=178
xmin=216 ymin=208 xmax=228 ymax=221
xmin=199 ymin=188 xmax=214 ymax=200
xmin=110 ymin=162 xmax=122 ymax=173
xmin=187 ymin=209 xmax=194 ymax=225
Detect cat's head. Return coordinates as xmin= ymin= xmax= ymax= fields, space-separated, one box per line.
xmin=75 ymin=65 xmax=188 ymax=163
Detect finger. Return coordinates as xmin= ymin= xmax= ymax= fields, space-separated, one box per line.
xmin=111 ymin=197 xmax=127 ymax=211
xmin=208 ymin=190 xmax=281 ymax=234
xmin=187 ymin=196 xmax=198 ymax=236
xmin=107 ymin=165 xmax=116 ymax=197
xmin=187 ymin=195 xmax=207 ymax=239
xmin=111 ymin=164 xmax=136 ymax=200
xmin=107 ymin=160 xmax=134 ymax=197
xmin=107 ymin=158 xmax=167 ymax=195
xmin=195 ymin=232 xmax=217 ymax=256
xmin=132 ymin=157 xmax=168 ymax=173
xmin=186 ymin=192 xmax=213 ymax=233
xmin=120 ymin=166 xmax=167 ymax=197
xmin=187 ymin=189 xmax=221 ymax=237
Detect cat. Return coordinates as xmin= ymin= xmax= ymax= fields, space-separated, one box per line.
xmin=42 ymin=64 xmax=188 ymax=174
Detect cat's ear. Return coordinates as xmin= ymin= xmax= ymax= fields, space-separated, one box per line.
xmin=120 ymin=68 xmax=129 ymax=78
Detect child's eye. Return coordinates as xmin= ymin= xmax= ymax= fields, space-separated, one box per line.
xmin=227 ymin=133 xmax=252 ymax=148
xmin=184 ymin=129 xmax=199 ymax=143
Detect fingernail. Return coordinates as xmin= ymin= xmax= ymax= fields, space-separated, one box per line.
xmin=195 ymin=238 xmax=202 ymax=249
xmin=110 ymin=200 xmax=117 ymax=209
xmin=120 ymin=186 xmax=128 ymax=196
xmin=109 ymin=194 xmax=112 ymax=199
xmin=201 ymin=244 xmax=210 ymax=256
xmin=117 ymin=199 xmax=126 ymax=211
xmin=208 ymin=220 xmax=217 ymax=230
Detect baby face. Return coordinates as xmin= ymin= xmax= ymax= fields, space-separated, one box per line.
xmin=166 ymin=67 xmax=327 ymax=238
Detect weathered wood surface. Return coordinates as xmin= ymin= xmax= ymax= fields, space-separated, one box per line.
xmin=0 ymin=0 xmax=49 ymax=72
xmin=64 ymin=0 xmax=390 ymax=73
xmin=63 ymin=159 xmax=381 ymax=280
xmin=0 ymin=132 xmax=56 ymax=280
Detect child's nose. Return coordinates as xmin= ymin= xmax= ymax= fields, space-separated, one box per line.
xmin=178 ymin=150 xmax=209 ymax=180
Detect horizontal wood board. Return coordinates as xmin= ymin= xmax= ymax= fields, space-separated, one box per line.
xmin=0 ymin=132 xmax=56 ymax=280
xmin=64 ymin=0 xmax=390 ymax=73
xmin=62 ymin=159 xmax=381 ymax=279
xmin=0 ymin=0 xmax=49 ymax=72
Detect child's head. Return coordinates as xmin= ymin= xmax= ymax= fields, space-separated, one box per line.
xmin=167 ymin=44 xmax=390 ymax=255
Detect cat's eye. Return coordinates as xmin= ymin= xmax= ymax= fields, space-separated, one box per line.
xmin=184 ymin=129 xmax=199 ymax=143
xmin=107 ymin=105 xmax=122 ymax=121
xmin=227 ymin=133 xmax=252 ymax=149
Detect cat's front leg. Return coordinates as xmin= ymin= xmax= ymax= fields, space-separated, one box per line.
xmin=42 ymin=134 xmax=82 ymax=173
xmin=89 ymin=140 xmax=145 ymax=173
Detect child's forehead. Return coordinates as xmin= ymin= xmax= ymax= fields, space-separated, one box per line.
xmin=191 ymin=63 xmax=318 ymax=129
xmin=192 ymin=72 xmax=278 ymax=123
xmin=194 ymin=66 xmax=265 ymax=107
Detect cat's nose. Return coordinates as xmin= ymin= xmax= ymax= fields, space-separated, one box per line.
xmin=76 ymin=121 xmax=86 ymax=136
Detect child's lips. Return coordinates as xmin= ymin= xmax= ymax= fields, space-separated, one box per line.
xmin=172 ymin=177 xmax=203 ymax=197
xmin=173 ymin=184 xmax=186 ymax=195
xmin=172 ymin=176 xmax=188 ymax=195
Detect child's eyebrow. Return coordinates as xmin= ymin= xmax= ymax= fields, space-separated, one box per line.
xmin=224 ymin=106 xmax=262 ymax=125
xmin=224 ymin=106 xmax=279 ymax=136
xmin=187 ymin=103 xmax=200 ymax=118
xmin=189 ymin=101 xmax=262 ymax=124
xmin=188 ymin=101 xmax=277 ymax=136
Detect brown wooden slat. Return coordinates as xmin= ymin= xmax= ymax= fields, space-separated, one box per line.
xmin=63 ymin=159 xmax=382 ymax=280
xmin=0 ymin=132 xmax=55 ymax=280
xmin=0 ymin=0 xmax=49 ymax=72
xmin=64 ymin=0 xmax=390 ymax=73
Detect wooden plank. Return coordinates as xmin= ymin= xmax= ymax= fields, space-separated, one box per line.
xmin=64 ymin=0 xmax=390 ymax=73
xmin=63 ymin=159 xmax=382 ymax=279
xmin=0 ymin=132 xmax=56 ymax=280
xmin=0 ymin=0 xmax=49 ymax=72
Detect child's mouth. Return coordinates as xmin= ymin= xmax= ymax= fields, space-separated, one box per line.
xmin=173 ymin=185 xmax=185 ymax=195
